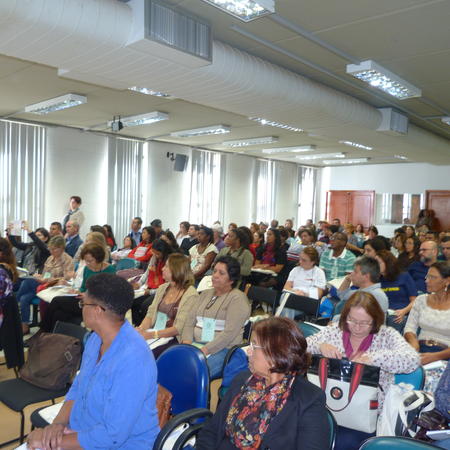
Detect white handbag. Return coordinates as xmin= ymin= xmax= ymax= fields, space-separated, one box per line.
xmin=307 ymin=356 xmax=380 ymax=433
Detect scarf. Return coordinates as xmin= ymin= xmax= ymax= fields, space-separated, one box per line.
xmin=342 ymin=330 xmax=374 ymax=359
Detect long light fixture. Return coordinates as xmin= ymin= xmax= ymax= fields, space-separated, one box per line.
xmin=171 ymin=125 xmax=231 ymax=138
xmin=346 ymin=60 xmax=421 ymax=100
xmin=322 ymin=158 xmax=369 ymax=165
xmin=108 ymin=112 xmax=169 ymax=128
xmin=441 ymin=117 xmax=450 ymax=125
xmin=339 ymin=140 xmax=373 ymax=151
xmin=200 ymin=0 xmax=275 ymax=22
xmin=24 ymin=94 xmax=87 ymax=115
xmin=296 ymin=152 xmax=345 ymax=161
xmin=394 ymin=155 xmax=408 ymax=160
xmin=128 ymin=86 xmax=173 ymax=98
xmin=249 ymin=117 xmax=303 ymax=132
xmin=222 ymin=136 xmax=278 ymax=147
xmin=262 ymin=145 xmax=316 ymax=154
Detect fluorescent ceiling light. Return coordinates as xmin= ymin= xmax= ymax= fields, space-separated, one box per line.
xmin=249 ymin=117 xmax=303 ymax=132
xmin=296 ymin=152 xmax=345 ymax=161
xmin=322 ymin=158 xmax=369 ymax=165
xmin=171 ymin=125 xmax=230 ymax=138
xmin=108 ymin=112 xmax=169 ymax=128
xmin=24 ymin=94 xmax=87 ymax=115
xmin=394 ymin=155 xmax=408 ymax=160
xmin=441 ymin=117 xmax=450 ymax=125
xmin=200 ymin=0 xmax=274 ymax=22
xmin=346 ymin=60 xmax=421 ymax=100
xmin=339 ymin=140 xmax=373 ymax=151
xmin=262 ymin=145 xmax=316 ymax=154
xmin=128 ymin=87 xmax=172 ymax=98
xmin=222 ymin=136 xmax=278 ymax=147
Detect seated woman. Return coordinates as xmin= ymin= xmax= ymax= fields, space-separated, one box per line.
xmin=212 ymin=224 xmax=226 ymax=251
xmin=131 ymin=239 xmax=174 ymax=326
xmin=40 ymin=243 xmax=116 ymax=332
xmin=250 ymin=228 xmax=286 ymax=288
xmin=286 ymin=228 xmax=323 ymax=263
xmin=281 ymin=247 xmax=326 ymax=319
xmin=344 ymin=223 xmax=364 ymax=256
xmin=249 ymin=231 xmax=264 ymax=260
xmin=176 ymin=221 xmax=190 ymax=246
xmin=363 ymin=237 xmax=390 ymax=258
xmin=375 ymin=250 xmax=417 ymax=332
xmin=73 ymin=231 xmax=110 ymax=267
xmin=196 ymin=316 xmax=329 ymax=450
xmin=7 ymin=221 xmax=50 ymax=275
xmin=189 ymin=226 xmax=218 ymax=282
xmin=404 ymin=261 xmax=450 ymax=365
xmin=0 ymin=237 xmax=18 ymax=301
xmin=182 ymin=256 xmax=250 ymax=379
xmin=397 ymin=235 xmax=420 ymax=271
xmin=111 ymin=236 xmax=136 ymax=263
xmin=216 ymin=228 xmax=254 ymax=281
xmin=137 ymin=253 xmax=199 ymax=358
xmin=354 ymin=223 xmax=366 ymax=246
xmin=160 ymin=230 xmax=181 ymax=253
xmin=103 ymin=224 xmax=117 ymax=250
xmin=307 ymin=291 xmax=419 ymax=410
xmin=27 ymin=273 xmax=159 ymax=450
xmin=17 ymin=235 xmax=74 ymax=334
xmin=391 ymin=232 xmax=406 ymax=258
xmin=128 ymin=226 xmax=156 ymax=268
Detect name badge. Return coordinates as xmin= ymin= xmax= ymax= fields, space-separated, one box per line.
xmin=190 ymin=259 xmax=197 ymax=270
xmin=43 ymin=272 xmax=51 ymax=279
xmin=201 ymin=317 xmax=216 ymax=342
xmin=154 ymin=311 xmax=168 ymax=331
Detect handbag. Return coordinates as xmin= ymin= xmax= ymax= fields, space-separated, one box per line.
xmin=307 ymin=355 xmax=380 ymax=433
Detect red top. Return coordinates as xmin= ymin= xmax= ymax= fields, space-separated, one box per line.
xmin=128 ymin=242 xmax=153 ymax=262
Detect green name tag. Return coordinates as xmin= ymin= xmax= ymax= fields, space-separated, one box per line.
xmin=154 ymin=311 xmax=168 ymax=331
xmin=201 ymin=317 xmax=216 ymax=342
xmin=43 ymin=272 xmax=51 ymax=279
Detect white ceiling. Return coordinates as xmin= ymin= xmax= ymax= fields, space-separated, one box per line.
xmin=0 ymin=0 xmax=449 ymax=166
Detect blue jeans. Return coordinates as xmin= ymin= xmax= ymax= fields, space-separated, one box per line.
xmin=206 ymin=348 xmax=230 ymax=380
xmin=16 ymin=277 xmax=40 ymax=324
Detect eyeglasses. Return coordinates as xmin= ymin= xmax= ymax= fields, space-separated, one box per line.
xmin=346 ymin=318 xmax=372 ymax=328
xmin=249 ymin=342 xmax=264 ymax=351
xmin=78 ymin=300 xmax=106 ymax=311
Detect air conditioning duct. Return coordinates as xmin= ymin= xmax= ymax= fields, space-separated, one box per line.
xmin=377 ymin=108 xmax=408 ymax=135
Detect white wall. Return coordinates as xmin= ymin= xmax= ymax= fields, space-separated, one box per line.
xmin=44 ymin=127 xmax=108 ymax=237
xmin=320 ymin=162 xmax=450 ymax=235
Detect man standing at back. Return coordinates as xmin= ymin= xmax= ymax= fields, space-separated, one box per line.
xmin=62 ymin=196 xmax=85 ymax=234
xmin=408 ymin=240 xmax=438 ymax=293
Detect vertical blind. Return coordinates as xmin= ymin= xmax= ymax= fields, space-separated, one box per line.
xmin=189 ymin=149 xmax=223 ymax=226
xmin=0 ymin=120 xmax=46 ymax=234
xmin=297 ymin=166 xmax=317 ymax=227
xmin=254 ymin=159 xmax=276 ymax=223
xmin=107 ymin=137 xmax=144 ymax=241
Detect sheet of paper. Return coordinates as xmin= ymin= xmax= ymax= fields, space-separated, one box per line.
xmin=11 ymin=220 xmax=22 ymax=236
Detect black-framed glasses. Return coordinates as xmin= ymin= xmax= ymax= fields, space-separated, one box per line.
xmin=78 ymin=300 xmax=106 ymax=311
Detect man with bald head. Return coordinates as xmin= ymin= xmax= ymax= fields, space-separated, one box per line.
xmin=65 ymin=220 xmax=83 ymax=258
xmin=408 ymin=240 xmax=438 ymax=293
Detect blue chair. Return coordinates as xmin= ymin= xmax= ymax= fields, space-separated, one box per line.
xmin=297 ymin=321 xmax=321 ymax=338
xmin=395 ymin=366 xmax=425 ymax=390
xmin=156 ymin=344 xmax=209 ymax=415
xmin=327 ymin=409 xmax=338 ymax=450
xmin=116 ymin=257 xmax=138 ymax=271
xmin=359 ymin=436 xmax=437 ymax=449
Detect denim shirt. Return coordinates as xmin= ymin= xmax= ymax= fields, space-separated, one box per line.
xmin=66 ymin=321 xmax=159 ymax=449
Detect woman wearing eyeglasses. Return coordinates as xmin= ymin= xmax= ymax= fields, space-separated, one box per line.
xmin=307 ymin=291 xmax=419 ymax=410
xmin=181 ymin=255 xmax=250 ymax=379
xmin=196 ymin=316 xmax=330 ymax=450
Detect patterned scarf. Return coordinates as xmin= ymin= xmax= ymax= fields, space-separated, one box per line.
xmin=225 ymin=372 xmax=295 ymax=449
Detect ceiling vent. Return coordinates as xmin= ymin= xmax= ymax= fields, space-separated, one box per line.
xmin=376 ymin=108 xmax=408 ymax=135
xmin=127 ymin=0 xmax=212 ymax=68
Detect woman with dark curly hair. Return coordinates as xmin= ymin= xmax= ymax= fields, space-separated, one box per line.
xmin=196 ymin=316 xmax=329 ymax=450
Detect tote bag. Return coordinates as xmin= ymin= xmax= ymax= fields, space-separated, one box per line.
xmin=307 ymin=355 xmax=380 ymax=433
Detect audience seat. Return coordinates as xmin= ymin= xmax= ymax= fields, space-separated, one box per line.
xmin=359 ymin=436 xmax=437 ymax=449
xmin=115 ymin=257 xmax=138 ymax=271
xmin=395 ymin=366 xmax=426 ymax=390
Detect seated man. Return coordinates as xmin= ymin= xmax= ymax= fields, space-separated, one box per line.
xmin=27 ymin=273 xmax=159 ymax=450
xmin=438 ymin=235 xmax=450 ymax=262
xmin=319 ymin=232 xmax=356 ymax=281
xmin=334 ymin=256 xmax=389 ymax=315
xmin=65 ymin=220 xmax=83 ymax=258
xmin=180 ymin=224 xmax=199 ymax=255
xmin=408 ymin=240 xmax=438 ymax=293
xmin=49 ymin=221 xmax=64 ymax=238
xmin=128 ymin=216 xmax=143 ymax=244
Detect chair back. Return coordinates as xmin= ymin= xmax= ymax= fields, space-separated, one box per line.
xmin=297 ymin=321 xmax=321 ymax=338
xmin=326 ymin=409 xmax=337 ymax=450
xmin=247 ymin=286 xmax=278 ymax=312
xmin=395 ymin=366 xmax=425 ymax=390
xmin=116 ymin=257 xmax=137 ymax=271
xmin=53 ymin=321 xmax=90 ymax=352
xmin=359 ymin=436 xmax=437 ymax=449
xmin=156 ymin=344 xmax=209 ymax=415
xmin=283 ymin=293 xmax=320 ymax=317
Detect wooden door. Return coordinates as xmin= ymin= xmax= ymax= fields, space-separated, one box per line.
xmin=349 ymin=191 xmax=375 ymax=228
xmin=326 ymin=191 xmax=350 ymax=223
xmin=426 ymin=190 xmax=450 ymax=232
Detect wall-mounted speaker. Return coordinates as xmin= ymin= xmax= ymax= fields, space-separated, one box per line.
xmin=174 ymin=154 xmax=188 ymax=172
